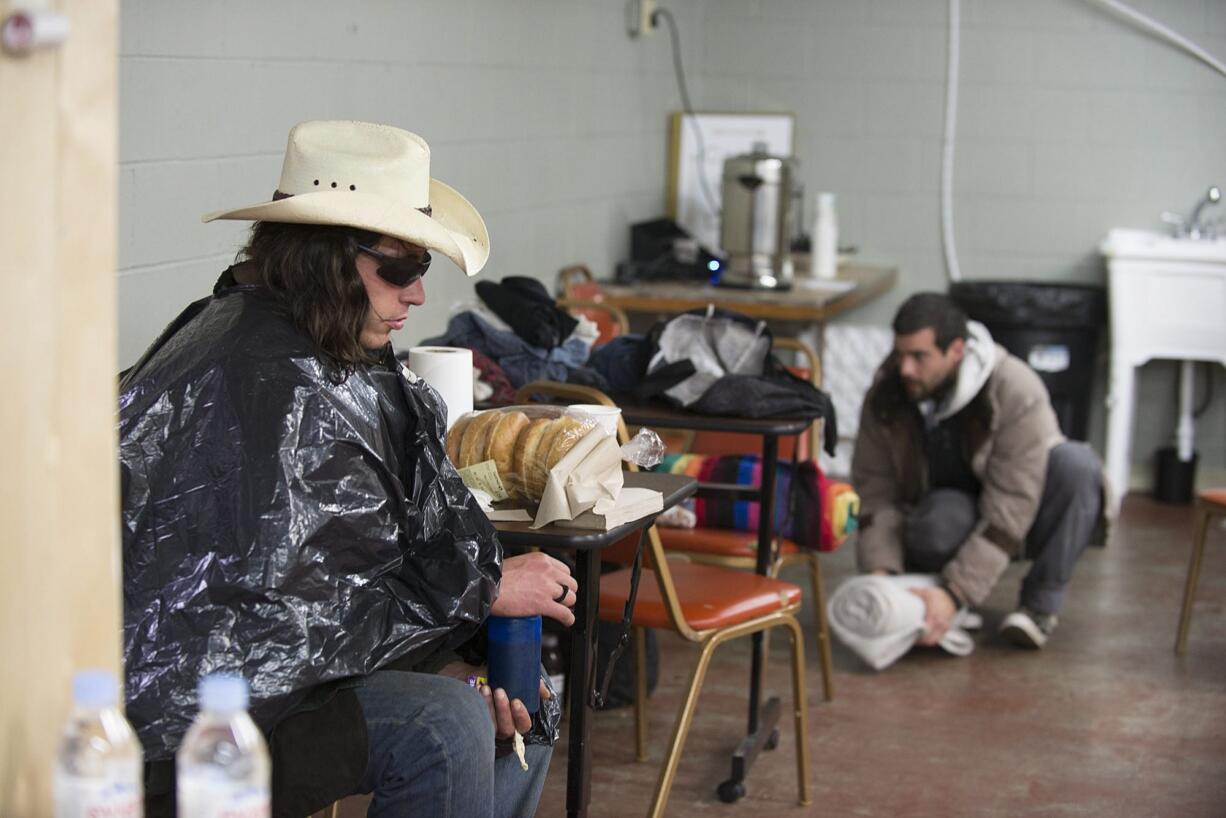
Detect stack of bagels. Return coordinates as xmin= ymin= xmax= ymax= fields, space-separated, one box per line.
xmin=446 ymin=410 xmax=591 ymax=502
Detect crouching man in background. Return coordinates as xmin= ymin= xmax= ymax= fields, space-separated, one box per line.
xmin=852 ymin=292 xmax=1109 ymax=649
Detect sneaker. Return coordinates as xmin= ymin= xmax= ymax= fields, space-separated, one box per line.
xmin=999 ymin=607 xmax=1058 ymax=649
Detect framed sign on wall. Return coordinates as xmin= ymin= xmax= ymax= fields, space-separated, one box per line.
xmin=666 ymin=111 xmax=795 ymax=253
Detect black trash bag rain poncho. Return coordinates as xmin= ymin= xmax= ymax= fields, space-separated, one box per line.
xmin=120 ymin=281 xmax=549 ymax=761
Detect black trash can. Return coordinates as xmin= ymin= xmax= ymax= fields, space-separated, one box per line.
xmin=949 ymin=281 xmax=1106 ymax=442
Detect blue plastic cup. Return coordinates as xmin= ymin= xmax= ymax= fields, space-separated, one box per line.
xmin=487 ymin=615 xmax=541 ymax=714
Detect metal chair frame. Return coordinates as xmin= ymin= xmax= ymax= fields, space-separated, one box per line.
xmin=654 ymin=336 xmax=836 ymax=702
xmin=514 ymin=381 xmax=811 ymax=818
xmin=1175 ymin=490 xmax=1225 ymax=655
xmin=556 ymin=263 xmax=630 ymax=347
xmin=557 ymin=262 xmax=596 ymax=296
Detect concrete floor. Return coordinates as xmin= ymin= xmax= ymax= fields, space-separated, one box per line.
xmin=335 ymin=494 xmax=1226 ymax=816
xmin=532 ymin=494 xmax=1226 ymax=818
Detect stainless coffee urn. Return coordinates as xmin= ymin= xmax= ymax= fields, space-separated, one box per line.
xmin=719 ymin=143 xmax=798 ymax=289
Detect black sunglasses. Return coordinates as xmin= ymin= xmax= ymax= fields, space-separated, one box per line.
xmin=357 ymin=244 xmax=432 ymax=287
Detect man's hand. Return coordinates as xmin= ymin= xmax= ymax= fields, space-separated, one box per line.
xmin=483 ymin=685 xmax=533 ymax=740
xmin=492 ymin=551 xmax=578 ymax=626
xmin=440 ymin=661 xmax=550 ymax=741
xmin=911 ymin=586 xmax=957 ymax=646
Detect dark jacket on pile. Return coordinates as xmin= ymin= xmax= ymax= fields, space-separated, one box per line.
xmin=475 ymin=275 xmax=577 ymax=349
xmin=119 ymin=271 xmax=531 ymax=816
xmin=634 ymin=308 xmax=839 ymax=453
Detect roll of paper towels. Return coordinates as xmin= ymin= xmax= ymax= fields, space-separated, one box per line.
xmin=407 ymin=346 xmax=473 ymax=431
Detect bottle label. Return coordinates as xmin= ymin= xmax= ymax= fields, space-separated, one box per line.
xmin=178 ymin=779 xmax=270 ymax=818
xmin=54 ymin=773 xmax=142 ymax=818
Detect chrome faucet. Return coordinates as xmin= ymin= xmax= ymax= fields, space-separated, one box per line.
xmin=1162 ymin=185 xmax=1222 ymax=239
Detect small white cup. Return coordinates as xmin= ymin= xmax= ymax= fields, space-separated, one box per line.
xmin=565 ymin=404 xmax=622 ymax=437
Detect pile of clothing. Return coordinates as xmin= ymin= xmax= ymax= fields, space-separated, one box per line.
xmin=421 ymin=276 xmax=610 ymax=401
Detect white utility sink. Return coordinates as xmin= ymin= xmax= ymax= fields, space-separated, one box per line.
xmin=1100 ymin=228 xmax=1226 ymax=509
xmin=1101 ymin=228 xmax=1226 ymax=263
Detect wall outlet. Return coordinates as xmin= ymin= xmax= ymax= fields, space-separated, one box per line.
xmin=627 ymin=0 xmax=657 ymax=38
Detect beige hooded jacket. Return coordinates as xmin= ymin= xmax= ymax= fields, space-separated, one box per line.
xmin=851 ymin=323 xmax=1071 ymax=606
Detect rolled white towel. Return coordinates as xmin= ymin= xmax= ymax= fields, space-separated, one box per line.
xmin=827 ymin=574 xmax=975 ymax=671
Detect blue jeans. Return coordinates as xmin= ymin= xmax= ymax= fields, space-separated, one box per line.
xmin=353 ymin=670 xmax=552 ymax=818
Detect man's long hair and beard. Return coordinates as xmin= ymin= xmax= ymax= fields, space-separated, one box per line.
xmin=902 ymin=363 xmax=960 ymax=405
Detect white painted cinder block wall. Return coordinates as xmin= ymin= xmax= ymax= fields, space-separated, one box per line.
xmin=119 ymin=0 xmax=1226 ymax=479
xmin=118 ymin=0 xmax=698 ymax=365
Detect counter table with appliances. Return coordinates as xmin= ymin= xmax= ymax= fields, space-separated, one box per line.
xmin=597 ymin=260 xmax=898 ymax=351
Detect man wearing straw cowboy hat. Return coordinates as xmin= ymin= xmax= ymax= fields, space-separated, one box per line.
xmin=120 ymin=120 xmax=575 ymax=817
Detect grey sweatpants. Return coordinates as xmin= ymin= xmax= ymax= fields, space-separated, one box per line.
xmin=902 ymin=441 xmax=1102 ymax=615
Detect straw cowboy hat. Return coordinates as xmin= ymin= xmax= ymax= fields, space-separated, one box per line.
xmin=203 ymin=120 xmax=489 ymax=276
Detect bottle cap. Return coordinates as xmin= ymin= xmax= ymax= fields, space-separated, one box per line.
xmin=198 ymin=673 xmax=249 ymax=712
xmin=72 ymin=669 xmax=118 ymax=708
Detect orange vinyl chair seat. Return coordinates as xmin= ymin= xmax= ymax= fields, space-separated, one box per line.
xmin=657 ymin=526 xmax=803 ymax=561
xmin=1200 ymin=488 xmax=1226 ymax=508
xmin=686 ymin=430 xmax=806 ymax=461
xmin=600 ymin=560 xmax=802 ymax=632
xmin=557 ymin=264 xmax=625 ymax=346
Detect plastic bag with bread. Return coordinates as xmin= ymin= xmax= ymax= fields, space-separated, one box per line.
xmin=446 ymin=406 xmax=600 ymax=504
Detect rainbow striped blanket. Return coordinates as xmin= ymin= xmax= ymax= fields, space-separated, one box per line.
xmin=653 ymin=453 xmax=858 ymax=551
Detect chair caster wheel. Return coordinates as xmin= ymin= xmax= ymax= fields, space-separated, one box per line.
xmin=717 ymin=780 xmax=746 ymax=803
xmin=764 ymin=728 xmax=780 ymax=750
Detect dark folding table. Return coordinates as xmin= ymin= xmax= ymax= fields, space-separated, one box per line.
xmin=615 ymin=401 xmax=812 ymax=802
xmin=492 ymin=470 xmax=697 ymax=818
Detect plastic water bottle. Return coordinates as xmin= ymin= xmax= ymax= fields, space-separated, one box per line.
xmin=176 ymin=674 xmax=270 ymax=818
xmin=54 ymin=669 xmax=143 ymax=818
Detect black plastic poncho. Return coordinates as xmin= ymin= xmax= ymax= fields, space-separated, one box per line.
xmin=120 ymin=283 xmax=504 ymax=760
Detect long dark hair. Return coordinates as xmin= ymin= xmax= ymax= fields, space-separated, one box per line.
xmin=242 ymin=221 xmax=379 ymax=380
